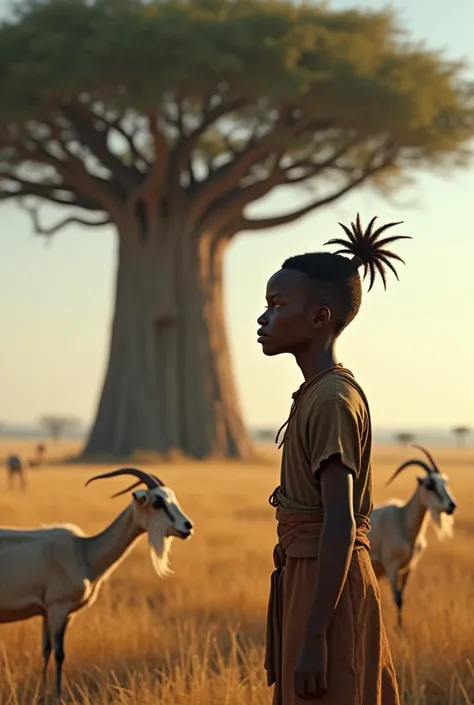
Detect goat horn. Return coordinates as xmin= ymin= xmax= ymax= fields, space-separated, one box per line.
xmin=109 ymin=473 xmax=166 ymax=499
xmin=385 ymin=459 xmax=433 ymax=487
xmin=412 ymin=444 xmax=439 ymax=473
xmin=85 ymin=468 xmax=162 ymax=494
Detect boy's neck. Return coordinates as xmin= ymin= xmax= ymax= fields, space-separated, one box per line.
xmin=296 ymin=343 xmax=339 ymax=381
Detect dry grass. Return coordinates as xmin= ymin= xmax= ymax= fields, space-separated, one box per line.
xmin=0 ymin=439 xmax=473 ymax=704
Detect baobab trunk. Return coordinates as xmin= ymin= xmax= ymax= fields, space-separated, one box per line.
xmin=83 ymin=226 xmax=252 ymax=459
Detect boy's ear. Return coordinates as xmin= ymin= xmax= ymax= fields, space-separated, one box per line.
xmin=311 ymin=305 xmax=331 ymax=329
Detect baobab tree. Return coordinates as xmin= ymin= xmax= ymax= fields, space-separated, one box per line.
xmin=1 ymin=0 xmax=473 ymax=458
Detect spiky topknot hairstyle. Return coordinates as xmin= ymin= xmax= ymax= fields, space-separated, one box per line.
xmin=282 ymin=214 xmax=410 ymax=335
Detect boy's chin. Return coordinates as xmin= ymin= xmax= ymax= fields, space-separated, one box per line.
xmin=260 ymin=343 xmax=282 ymax=357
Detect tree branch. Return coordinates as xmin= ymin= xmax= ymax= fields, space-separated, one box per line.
xmin=235 ymin=154 xmax=395 ymax=232
xmin=0 ymin=173 xmax=105 ymax=210
xmin=2 ymin=126 xmax=120 ymax=216
xmin=173 ymin=97 xmax=246 ymax=167
xmin=19 ymin=200 xmax=111 ymax=236
xmin=185 ymin=113 xmax=333 ymax=233
xmin=62 ymin=101 xmax=141 ymax=192
xmin=124 ymin=110 xmax=168 ymax=209
xmin=184 ymin=139 xmax=274 ymax=233
xmin=146 ymin=109 xmax=169 ymax=192
xmin=282 ymin=139 xmax=360 ymax=184
xmin=195 ymin=138 xmax=360 ymax=235
xmin=199 ymin=157 xmax=286 ymax=234
xmin=187 ymin=154 xmax=197 ymax=185
xmin=160 ymin=96 xmax=247 ymax=222
xmin=124 ymin=110 xmax=170 ymax=231
xmin=94 ymin=111 xmax=151 ymax=169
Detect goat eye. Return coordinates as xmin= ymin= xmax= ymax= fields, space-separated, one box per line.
xmin=152 ymin=497 xmax=165 ymax=509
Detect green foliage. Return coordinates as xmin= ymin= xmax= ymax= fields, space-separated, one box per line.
xmin=0 ymin=0 xmax=470 ymax=130
xmin=0 ymin=0 xmax=473 ymax=229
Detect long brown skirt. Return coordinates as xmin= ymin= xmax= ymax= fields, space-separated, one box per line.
xmin=276 ymin=549 xmax=400 ymax=705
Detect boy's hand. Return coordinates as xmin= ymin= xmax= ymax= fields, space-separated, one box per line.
xmin=294 ymin=632 xmax=329 ymax=700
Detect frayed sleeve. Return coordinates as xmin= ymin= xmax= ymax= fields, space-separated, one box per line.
xmin=307 ymin=398 xmax=362 ymax=479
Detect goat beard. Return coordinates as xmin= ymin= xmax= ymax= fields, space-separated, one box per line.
xmin=147 ymin=519 xmax=173 ymax=577
xmin=429 ymin=507 xmax=454 ymax=540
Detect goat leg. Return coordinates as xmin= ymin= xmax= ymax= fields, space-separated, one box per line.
xmin=393 ymin=569 xmax=411 ymax=630
xmin=54 ymin=620 xmax=69 ymax=703
xmin=386 ymin=566 xmax=405 ymax=630
xmin=40 ymin=617 xmax=51 ymax=703
xmin=394 ymin=589 xmax=403 ymax=630
xmin=396 ymin=570 xmax=411 ymax=631
xmin=47 ymin=607 xmax=70 ymax=703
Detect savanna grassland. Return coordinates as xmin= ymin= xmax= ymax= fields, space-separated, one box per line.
xmin=0 ymin=440 xmax=472 ymax=705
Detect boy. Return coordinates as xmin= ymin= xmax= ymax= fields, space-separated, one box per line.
xmin=258 ymin=215 xmax=408 ymax=704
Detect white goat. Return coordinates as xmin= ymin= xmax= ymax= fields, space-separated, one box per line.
xmin=369 ymin=445 xmax=456 ymax=629
xmin=0 ymin=467 xmax=193 ymax=702
xmin=5 ymin=454 xmax=27 ymax=491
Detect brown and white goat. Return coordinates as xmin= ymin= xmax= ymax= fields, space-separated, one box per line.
xmin=369 ymin=445 xmax=457 ymax=628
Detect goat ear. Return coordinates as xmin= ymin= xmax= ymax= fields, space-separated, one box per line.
xmin=416 ymin=477 xmax=424 ymax=486
xmin=132 ymin=490 xmax=149 ymax=506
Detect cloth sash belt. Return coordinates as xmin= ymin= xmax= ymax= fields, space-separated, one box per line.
xmin=264 ymin=505 xmax=371 ymax=688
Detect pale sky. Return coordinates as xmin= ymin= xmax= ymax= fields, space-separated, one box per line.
xmin=1 ymin=0 xmax=473 ymax=432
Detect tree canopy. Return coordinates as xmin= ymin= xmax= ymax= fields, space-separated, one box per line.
xmin=1 ymin=0 xmax=473 ymax=237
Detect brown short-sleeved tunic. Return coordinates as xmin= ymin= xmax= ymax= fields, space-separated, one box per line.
xmin=280 ymin=367 xmax=373 ymax=516
xmin=265 ymin=367 xmax=400 ymax=705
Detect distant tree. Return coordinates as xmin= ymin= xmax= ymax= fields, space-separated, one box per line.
xmin=255 ymin=428 xmax=276 ymax=442
xmin=395 ymin=431 xmax=416 ymax=446
xmin=39 ymin=416 xmax=80 ymax=442
xmin=452 ymin=426 xmax=470 ymax=448
xmin=1 ymin=0 xmax=474 ymax=459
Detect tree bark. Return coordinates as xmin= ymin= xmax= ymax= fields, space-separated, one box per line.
xmin=82 ymin=224 xmax=252 ymax=459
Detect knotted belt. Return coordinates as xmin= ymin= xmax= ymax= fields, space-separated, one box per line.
xmin=264 ymin=502 xmax=371 ymax=689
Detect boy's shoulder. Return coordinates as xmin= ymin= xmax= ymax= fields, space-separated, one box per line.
xmin=304 ymin=369 xmax=368 ymax=415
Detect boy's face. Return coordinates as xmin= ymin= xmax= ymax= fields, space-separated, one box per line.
xmin=257 ymin=269 xmax=330 ymax=357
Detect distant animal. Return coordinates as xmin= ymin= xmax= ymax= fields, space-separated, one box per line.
xmin=29 ymin=442 xmax=47 ymax=468
xmin=0 ymin=467 xmax=193 ymax=702
xmin=369 ymin=445 xmax=457 ymax=629
xmin=5 ymin=454 xmax=27 ymax=491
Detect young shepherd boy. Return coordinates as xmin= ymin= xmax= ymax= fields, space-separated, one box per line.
xmin=258 ymin=215 xmax=408 ymax=704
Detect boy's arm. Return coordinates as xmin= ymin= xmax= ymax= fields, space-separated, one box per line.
xmin=294 ymin=395 xmax=363 ymax=699
xmin=304 ymin=395 xmax=362 ymax=635
xmin=304 ymin=455 xmax=356 ymax=639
